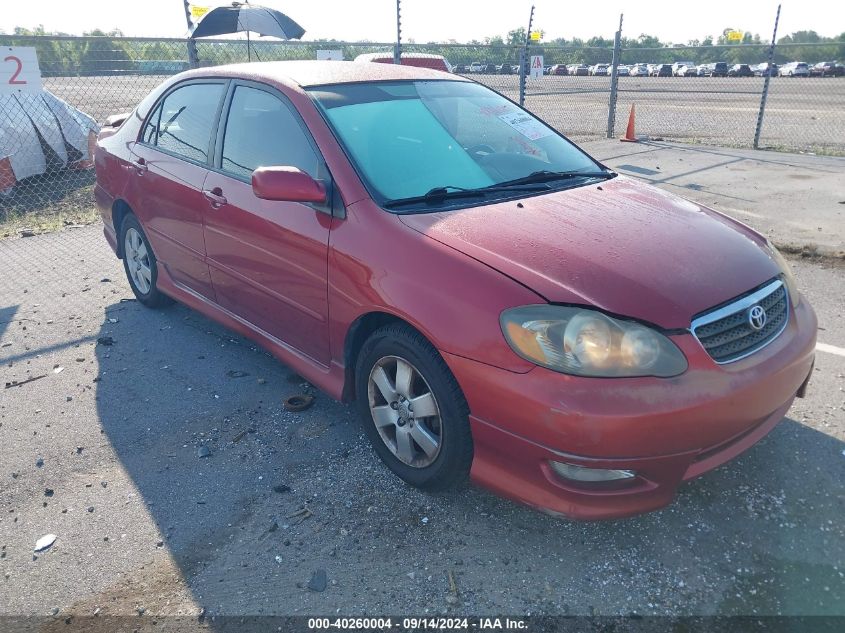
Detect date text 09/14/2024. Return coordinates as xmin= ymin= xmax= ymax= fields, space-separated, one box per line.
xmin=307 ymin=618 xmax=527 ymax=630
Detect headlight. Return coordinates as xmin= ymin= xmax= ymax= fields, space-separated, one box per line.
xmin=501 ymin=305 xmax=688 ymax=378
xmin=766 ymin=240 xmax=801 ymax=307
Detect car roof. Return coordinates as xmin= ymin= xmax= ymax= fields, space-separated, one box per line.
xmin=180 ymin=60 xmax=466 ymax=88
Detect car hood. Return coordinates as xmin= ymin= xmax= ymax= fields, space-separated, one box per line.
xmin=398 ymin=176 xmax=780 ymax=329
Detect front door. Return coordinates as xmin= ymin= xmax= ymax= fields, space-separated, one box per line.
xmin=202 ymin=83 xmax=333 ymax=365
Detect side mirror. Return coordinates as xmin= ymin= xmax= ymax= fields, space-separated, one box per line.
xmin=251 ymin=166 xmax=327 ymax=204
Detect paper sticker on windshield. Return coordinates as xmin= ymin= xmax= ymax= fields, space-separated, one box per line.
xmin=497 ymin=111 xmax=553 ymax=141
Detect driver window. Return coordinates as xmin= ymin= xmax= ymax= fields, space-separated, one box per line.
xmin=221 ymin=86 xmax=320 ymax=180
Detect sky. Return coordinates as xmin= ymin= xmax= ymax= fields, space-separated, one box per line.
xmin=2 ymin=0 xmax=843 ymax=43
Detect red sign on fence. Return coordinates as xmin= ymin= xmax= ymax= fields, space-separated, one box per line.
xmin=530 ymin=55 xmax=544 ymax=79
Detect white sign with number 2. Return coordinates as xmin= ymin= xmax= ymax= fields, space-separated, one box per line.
xmin=2 ymin=47 xmax=42 ymax=94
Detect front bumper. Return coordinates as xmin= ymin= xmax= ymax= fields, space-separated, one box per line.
xmin=443 ymin=299 xmax=817 ymax=520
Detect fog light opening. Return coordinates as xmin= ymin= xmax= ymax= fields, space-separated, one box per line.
xmin=550 ymin=461 xmax=637 ymax=483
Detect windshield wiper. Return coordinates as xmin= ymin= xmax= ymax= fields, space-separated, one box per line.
xmin=383 ymin=183 xmax=550 ymax=209
xmin=491 ymin=169 xmax=615 ymax=188
xmin=382 ymin=169 xmax=615 ymax=209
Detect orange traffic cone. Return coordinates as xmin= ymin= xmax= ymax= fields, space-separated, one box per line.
xmin=620 ymin=104 xmax=638 ymax=142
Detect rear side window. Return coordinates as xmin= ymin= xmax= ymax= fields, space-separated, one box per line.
xmin=143 ymin=83 xmax=224 ymax=163
xmin=141 ymin=104 xmax=161 ymax=144
xmin=221 ymin=85 xmax=320 ymax=180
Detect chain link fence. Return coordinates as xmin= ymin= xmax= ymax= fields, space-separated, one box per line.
xmin=1 ymin=34 xmax=844 ymax=224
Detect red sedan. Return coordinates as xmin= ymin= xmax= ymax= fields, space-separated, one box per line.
xmin=94 ymin=61 xmax=816 ymax=520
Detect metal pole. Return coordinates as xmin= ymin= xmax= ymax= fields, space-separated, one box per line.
xmin=519 ymin=5 xmax=534 ymax=107
xmin=754 ymin=4 xmax=781 ymax=149
xmin=394 ymin=0 xmax=402 ymax=65
xmin=606 ymin=14 xmax=623 ymax=138
xmin=182 ymin=0 xmax=200 ymax=68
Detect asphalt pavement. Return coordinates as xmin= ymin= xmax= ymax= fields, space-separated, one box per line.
xmin=0 ymin=219 xmax=842 ymax=626
xmin=583 ymin=139 xmax=845 ymax=257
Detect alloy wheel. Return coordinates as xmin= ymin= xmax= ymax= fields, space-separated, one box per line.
xmin=124 ymin=227 xmax=152 ymax=294
xmin=367 ymin=355 xmax=443 ymax=467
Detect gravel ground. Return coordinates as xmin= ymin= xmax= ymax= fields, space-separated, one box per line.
xmin=0 ymin=225 xmax=843 ymax=626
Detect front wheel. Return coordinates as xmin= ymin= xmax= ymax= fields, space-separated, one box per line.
xmin=355 ymin=324 xmax=473 ymax=491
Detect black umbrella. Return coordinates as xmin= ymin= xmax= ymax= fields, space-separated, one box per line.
xmin=191 ymin=2 xmax=305 ymax=61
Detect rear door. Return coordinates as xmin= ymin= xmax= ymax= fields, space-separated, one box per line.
xmin=201 ymin=82 xmax=334 ymax=365
xmin=129 ymin=80 xmax=226 ymax=299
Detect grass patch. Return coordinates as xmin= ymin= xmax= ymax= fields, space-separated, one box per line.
xmin=0 ymin=171 xmax=101 ymax=238
xmin=774 ymin=241 xmax=845 ymax=266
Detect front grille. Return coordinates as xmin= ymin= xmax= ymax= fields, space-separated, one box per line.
xmin=691 ymin=279 xmax=789 ymax=364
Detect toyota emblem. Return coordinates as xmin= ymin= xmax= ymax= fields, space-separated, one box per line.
xmin=747 ymin=305 xmax=767 ymax=331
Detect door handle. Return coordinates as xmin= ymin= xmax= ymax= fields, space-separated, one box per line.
xmin=128 ymin=157 xmax=147 ymax=174
xmin=202 ymin=188 xmax=227 ymax=208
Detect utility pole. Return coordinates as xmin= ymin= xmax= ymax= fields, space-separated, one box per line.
xmin=182 ymin=0 xmax=200 ymax=68
xmin=394 ymin=0 xmax=402 ymax=65
xmin=519 ymin=5 xmax=534 ymax=107
xmin=753 ymin=4 xmax=781 ymax=149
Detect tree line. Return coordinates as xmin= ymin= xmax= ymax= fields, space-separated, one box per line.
xmin=2 ymin=25 xmax=843 ymax=75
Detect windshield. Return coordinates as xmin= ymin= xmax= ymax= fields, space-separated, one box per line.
xmin=308 ymin=80 xmax=600 ymax=209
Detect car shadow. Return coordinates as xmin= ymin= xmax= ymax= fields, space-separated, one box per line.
xmin=90 ymin=298 xmax=845 ymax=618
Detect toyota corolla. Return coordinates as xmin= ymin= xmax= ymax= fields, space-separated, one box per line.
xmin=94 ymin=61 xmax=816 ymax=519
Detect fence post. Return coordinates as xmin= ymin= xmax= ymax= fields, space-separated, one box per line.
xmin=394 ymin=0 xmax=402 ymax=64
xmin=606 ymin=14 xmax=623 ymax=138
xmin=182 ymin=0 xmax=199 ymax=68
xmin=753 ymin=4 xmax=781 ymax=149
xmin=519 ymin=5 xmax=535 ymax=107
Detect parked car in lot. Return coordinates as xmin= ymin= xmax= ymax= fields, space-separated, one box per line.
xmin=695 ymin=64 xmax=710 ymax=77
xmin=616 ymin=65 xmax=630 ymax=76
xmin=728 ymin=64 xmax=753 ymax=77
xmin=354 ymin=52 xmax=452 ymax=73
xmin=569 ymin=64 xmax=589 ymax=76
xmin=453 ymin=64 xmax=469 ymax=74
xmin=677 ymin=65 xmax=698 ymax=77
xmin=589 ymin=64 xmax=610 ymax=76
xmin=629 ymin=63 xmax=649 ymax=77
xmin=651 ymin=64 xmax=672 ymax=77
xmin=779 ymin=61 xmax=809 ymax=77
xmin=549 ymin=64 xmax=568 ymax=75
xmin=809 ymin=61 xmax=839 ymax=77
xmin=706 ymin=62 xmax=729 ymax=77
xmin=94 ymin=60 xmax=817 ymax=521
xmin=753 ymin=62 xmax=778 ymax=77
xmin=482 ymin=63 xmax=498 ymax=74
xmin=498 ymin=63 xmax=514 ymax=74
xmin=468 ymin=62 xmax=484 ymax=74
xmin=672 ymin=61 xmax=696 ymax=76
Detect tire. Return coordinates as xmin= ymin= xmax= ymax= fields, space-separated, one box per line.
xmin=355 ymin=323 xmax=473 ymax=491
xmin=119 ymin=213 xmax=173 ymax=308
